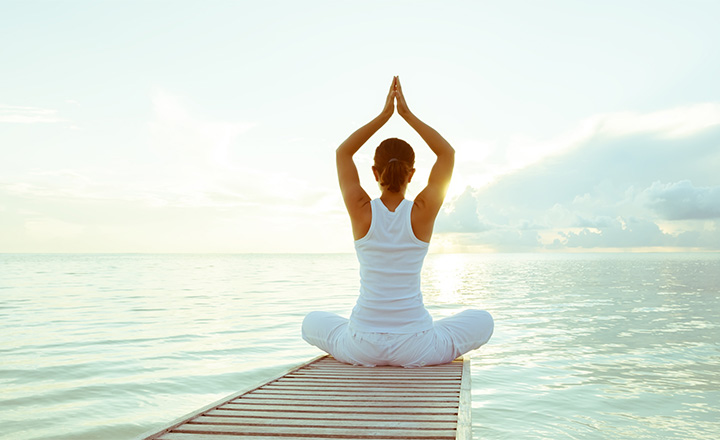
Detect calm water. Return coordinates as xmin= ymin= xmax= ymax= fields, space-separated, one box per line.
xmin=1 ymin=253 xmax=719 ymax=439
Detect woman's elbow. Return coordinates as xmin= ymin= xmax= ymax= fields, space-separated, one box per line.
xmin=441 ymin=147 xmax=455 ymax=158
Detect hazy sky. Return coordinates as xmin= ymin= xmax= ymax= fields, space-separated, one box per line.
xmin=2 ymin=0 xmax=719 ymax=253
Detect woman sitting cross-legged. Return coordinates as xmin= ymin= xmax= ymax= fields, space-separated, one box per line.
xmin=302 ymin=76 xmax=493 ymax=367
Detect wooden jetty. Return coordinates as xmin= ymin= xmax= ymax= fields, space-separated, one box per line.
xmin=135 ymin=354 xmax=471 ymax=440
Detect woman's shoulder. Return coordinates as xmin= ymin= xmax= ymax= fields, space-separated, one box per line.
xmin=409 ymin=197 xmax=437 ymax=243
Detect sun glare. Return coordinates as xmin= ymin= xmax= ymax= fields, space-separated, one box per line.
xmin=425 ymin=254 xmax=468 ymax=304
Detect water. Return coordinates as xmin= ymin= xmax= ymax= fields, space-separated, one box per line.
xmin=1 ymin=253 xmax=719 ymax=439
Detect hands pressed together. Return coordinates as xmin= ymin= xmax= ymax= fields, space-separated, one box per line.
xmin=381 ymin=76 xmax=412 ymax=120
xmin=337 ymin=75 xmax=454 ymax=220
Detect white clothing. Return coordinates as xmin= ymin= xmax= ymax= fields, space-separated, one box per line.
xmin=302 ymin=310 xmax=494 ymax=367
xmin=302 ymin=197 xmax=494 ymax=367
xmin=350 ymin=198 xmax=433 ymax=333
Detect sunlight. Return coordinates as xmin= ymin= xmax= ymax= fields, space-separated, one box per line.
xmin=446 ymin=173 xmax=496 ymax=201
xmin=426 ymin=254 xmax=467 ymax=304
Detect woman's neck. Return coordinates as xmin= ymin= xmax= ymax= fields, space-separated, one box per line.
xmin=380 ymin=190 xmax=406 ymax=212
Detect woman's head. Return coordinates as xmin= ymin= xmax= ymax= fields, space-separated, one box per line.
xmin=373 ymin=138 xmax=415 ymax=193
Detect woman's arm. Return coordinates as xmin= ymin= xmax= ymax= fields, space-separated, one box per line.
xmin=336 ymin=76 xmax=397 ymax=238
xmin=396 ymin=78 xmax=455 ymax=220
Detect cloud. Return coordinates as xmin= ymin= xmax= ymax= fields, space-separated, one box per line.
xmin=572 ymin=214 xmax=616 ymax=229
xmin=148 ymin=90 xmax=255 ymax=169
xmin=142 ymin=91 xmax=336 ymax=209
xmin=560 ymin=217 xmax=673 ymax=248
xmin=0 ymin=171 xmax=344 ymax=253
xmin=0 ymin=105 xmax=64 ymax=123
xmin=433 ymin=104 xmax=720 ymax=251
xmin=446 ymin=103 xmax=720 ymax=197
xmin=0 ymin=91 xmax=333 ymax=219
xmin=641 ymin=180 xmax=720 ymax=220
xmin=5 ymin=98 xmax=720 ymax=252
xmin=594 ymin=103 xmax=720 ymax=139
xmin=0 ymin=91 xmax=344 ymax=252
xmin=435 ymin=188 xmax=493 ymax=233
xmin=675 ymin=228 xmax=720 ymax=249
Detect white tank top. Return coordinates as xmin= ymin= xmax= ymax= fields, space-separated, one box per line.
xmin=349 ymin=198 xmax=434 ymax=333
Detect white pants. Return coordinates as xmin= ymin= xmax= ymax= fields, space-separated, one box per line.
xmin=301 ymin=309 xmax=494 ymax=368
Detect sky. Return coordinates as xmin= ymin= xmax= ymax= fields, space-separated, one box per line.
xmin=1 ymin=0 xmax=719 ymax=253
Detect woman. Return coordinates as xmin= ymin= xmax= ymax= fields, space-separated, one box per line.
xmin=302 ymin=76 xmax=493 ymax=367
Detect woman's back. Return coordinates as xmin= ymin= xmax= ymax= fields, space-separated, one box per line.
xmin=350 ymin=198 xmax=433 ymax=333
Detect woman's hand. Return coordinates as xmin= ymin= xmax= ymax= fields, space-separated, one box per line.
xmin=395 ymin=76 xmax=412 ymax=119
xmin=380 ymin=76 xmax=398 ymax=119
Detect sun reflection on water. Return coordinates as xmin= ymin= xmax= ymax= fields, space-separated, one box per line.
xmin=2 ymin=253 xmax=719 ymax=439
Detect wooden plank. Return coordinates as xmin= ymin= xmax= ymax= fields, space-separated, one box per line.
xmin=221 ymin=403 xmax=459 ymax=414
xmin=245 ymin=392 xmax=459 ymax=400
xmin=192 ymin=415 xmax=458 ymax=429
xmin=241 ymin=390 xmax=459 ymax=397
xmin=273 ymin=376 xmax=462 ymax=385
xmin=296 ymin=372 xmax=461 ymax=378
xmin=288 ymin=374 xmax=462 ymax=380
xmin=160 ymin=434 xmax=442 ymax=440
xmin=233 ymin=396 xmax=459 ymax=404
xmin=138 ymin=355 xmax=471 ymax=440
xmin=305 ymin=366 xmax=461 ymax=372
xmin=263 ymin=382 xmax=460 ymax=392
xmin=174 ymin=423 xmax=458 ymax=438
xmin=296 ymin=370 xmax=461 ymax=376
xmin=206 ymin=409 xmax=457 ymax=423
xmin=262 ymin=385 xmax=461 ymax=391
xmin=251 ymin=392 xmax=460 ymax=398
xmin=268 ymin=378 xmax=460 ymax=389
xmin=272 ymin=378 xmax=460 ymax=389
xmin=303 ymin=367 xmax=461 ymax=373
xmin=248 ymin=389 xmax=460 ymax=396
xmin=239 ymin=392 xmax=459 ymax=399
xmin=294 ymin=369 xmax=461 ymax=375
xmin=206 ymin=409 xmax=458 ymax=422
xmin=314 ymin=359 xmax=462 ymax=366
xmin=225 ymin=399 xmax=456 ymax=408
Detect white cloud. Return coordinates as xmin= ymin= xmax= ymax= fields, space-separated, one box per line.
xmin=0 ymin=92 xmax=344 ymax=252
xmin=641 ymin=180 xmax=720 ymax=220
xmin=594 ymin=103 xmax=720 ymax=139
xmin=440 ymin=103 xmax=720 ymax=209
xmin=435 ymin=188 xmax=494 ymax=233
xmin=432 ymin=104 xmax=720 ymax=251
xmin=5 ymin=97 xmax=720 ymax=252
xmin=560 ymin=217 xmax=673 ymax=248
xmin=148 ymin=90 xmax=255 ymax=169
xmin=453 ymin=103 xmax=720 ymax=192
xmin=0 ymin=105 xmax=64 ymax=123
xmin=572 ymin=214 xmax=617 ymax=229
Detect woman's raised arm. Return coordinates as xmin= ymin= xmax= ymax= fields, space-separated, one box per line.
xmin=336 ymin=76 xmax=397 ymax=238
xmin=396 ymin=77 xmax=455 ymax=220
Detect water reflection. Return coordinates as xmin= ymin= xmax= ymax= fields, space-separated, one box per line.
xmin=439 ymin=253 xmax=720 ymax=439
xmin=1 ymin=253 xmax=718 ymax=439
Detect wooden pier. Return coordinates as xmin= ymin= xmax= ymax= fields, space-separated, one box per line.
xmin=135 ymin=354 xmax=471 ymax=440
